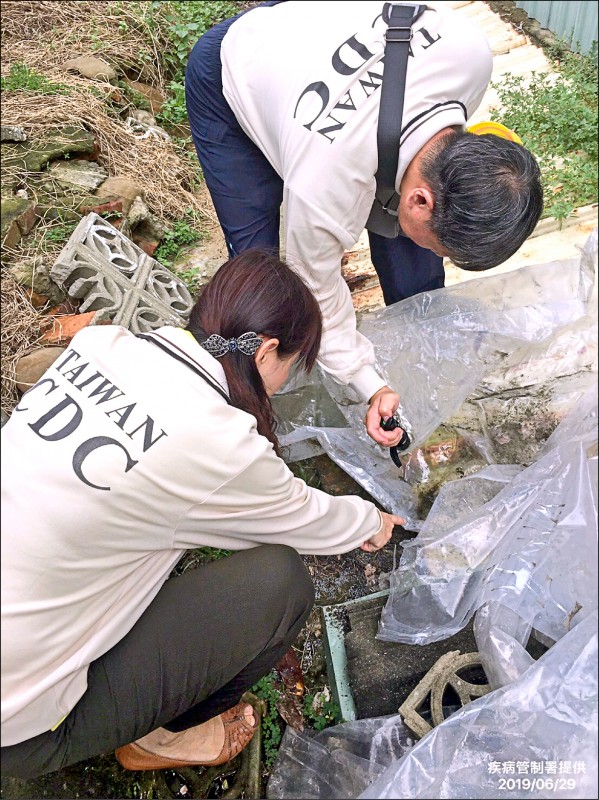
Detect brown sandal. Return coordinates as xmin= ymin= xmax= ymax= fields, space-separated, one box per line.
xmin=115 ymin=703 xmax=257 ymax=771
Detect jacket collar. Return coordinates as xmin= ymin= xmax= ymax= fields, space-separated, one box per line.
xmin=148 ymin=326 xmax=230 ymax=397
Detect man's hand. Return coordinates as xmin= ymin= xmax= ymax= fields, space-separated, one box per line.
xmin=360 ymin=511 xmax=405 ymax=552
xmin=365 ymin=385 xmax=404 ymax=446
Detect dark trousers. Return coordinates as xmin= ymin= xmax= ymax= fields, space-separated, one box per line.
xmin=1 ymin=545 xmax=314 ymax=780
xmin=185 ymin=7 xmax=445 ymax=305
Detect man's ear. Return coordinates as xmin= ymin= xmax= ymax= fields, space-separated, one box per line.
xmin=255 ymin=337 xmax=279 ymax=364
xmin=405 ymin=186 xmax=435 ymax=220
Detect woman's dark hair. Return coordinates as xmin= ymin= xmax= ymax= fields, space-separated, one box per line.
xmin=420 ymin=130 xmax=544 ymax=270
xmin=186 ymin=250 xmax=322 ymax=453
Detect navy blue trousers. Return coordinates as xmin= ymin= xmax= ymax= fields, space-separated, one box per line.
xmin=185 ymin=5 xmax=445 ymax=305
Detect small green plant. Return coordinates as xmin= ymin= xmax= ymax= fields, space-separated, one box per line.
xmin=252 ymin=673 xmax=284 ymax=769
xmin=253 ymin=673 xmax=340 ymax=768
xmin=303 ymin=687 xmax=340 ymax=731
xmin=156 ymin=80 xmax=187 ymax=127
xmin=175 ymin=265 xmax=204 ymax=295
xmin=154 ymin=218 xmax=202 ymax=266
xmin=196 ymin=546 xmax=232 ymax=561
xmin=44 ymin=220 xmax=79 ymax=244
xmin=147 ymin=2 xmax=243 ymax=129
xmin=150 ymin=1 xmax=241 ymax=76
xmin=491 ymin=45 xmax=598 ymax=223
xmin=115 ymin=79 xmax=152 ymax=113
xmin=1 ymin=62 xmax=69 ymax=95
xmin=170 ymin=546 xmax=232 ymax=578
xmin=289 ymin=460 xmax=322 ymax=490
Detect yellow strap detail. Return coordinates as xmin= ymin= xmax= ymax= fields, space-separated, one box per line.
xmin=51 ymin=714 xmax=68 ymax=731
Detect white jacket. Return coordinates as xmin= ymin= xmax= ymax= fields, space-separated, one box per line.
xmin=1 ymin=325 xmax=382 ymax=746
xmin=221 ymin=0 xmax=492 ymax=400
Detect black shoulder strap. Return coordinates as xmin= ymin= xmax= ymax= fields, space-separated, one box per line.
xmin=137 ymin=332 xmax=232 ymax=405
xmin=366 ymin=2 xmax=427 ymax=238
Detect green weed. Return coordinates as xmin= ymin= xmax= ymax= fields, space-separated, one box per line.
xmin=44 ymin=221 xmax=79 ymax=244
xmin=149 ymin=1 xmax=244 ymax=126
xmin=289 ymin=460 xmax=322 ymax=490
xmin=491 ymin=45 xmax=598 ymax=222
xmin=115 ymin=80 xmax=152 ymax=113
xmin=154 ymin=218 xmax=202 ymax=266
xmin=252 ymin=672 xmax=340 ymax=768
xmin=150 ymin=1 xmax=241 ymax=75
xmin=195 ymin=546 xmax=232 ymax=561
xmin=1 ymin=63 xmax=69 ymax=95
xmin=251 ymin=673 xmax=284 ymax=770
xmin=303 ymin=687 xmax=340 ymax=731
xmin=175 ymin=266 xmax=204 ymax=295
xmin=156 ymin=80 xmax=187 ymax=126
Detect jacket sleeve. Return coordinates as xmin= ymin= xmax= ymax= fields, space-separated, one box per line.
xmin=173 ymin=432 xmax=383 ymax=555
xmin=283 ymin=187 xmax=387 ymax=403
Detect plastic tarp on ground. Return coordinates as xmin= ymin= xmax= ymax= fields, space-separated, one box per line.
xmin=268 ymin=231 xmax=598 ymax=799
xmin=268 ymin=616 xmax=597 ymax=799
xmin=274 ymin=230 xmax=597 ymax=530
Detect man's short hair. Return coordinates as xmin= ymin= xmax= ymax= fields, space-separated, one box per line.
xmin=420 ymin=131 xmax=543 ymax=270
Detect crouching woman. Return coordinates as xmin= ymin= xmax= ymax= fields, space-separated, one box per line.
xmin=1 ymin=250 xmax=402 ymax=778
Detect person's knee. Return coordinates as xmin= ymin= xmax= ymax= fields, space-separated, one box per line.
xmin=255 ymin=544 xmax=315 ymax=613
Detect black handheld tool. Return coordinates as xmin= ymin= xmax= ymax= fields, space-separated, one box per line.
xmin=381 ymin=415 xmax=411 ymax=468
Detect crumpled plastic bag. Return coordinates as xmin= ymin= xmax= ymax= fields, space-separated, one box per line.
xmin=360 ymin=612 xmax=598 ymax=800
xmin=267 ymin=612 xmax=598 ymax=800
xmin=274 ymin=230 xmax=597 ymax=530
xmin=267 ymin=715 xmax=416 ymax=799
xmin=378 ymin=384 xmax=598 ymax=646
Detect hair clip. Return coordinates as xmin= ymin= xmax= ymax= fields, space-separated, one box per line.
xmin=201 ymin=331 xmax=262 ymax=358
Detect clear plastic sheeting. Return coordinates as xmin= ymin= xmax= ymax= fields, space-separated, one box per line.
xmin=273 ymin=230 xmax=597 ymax=528
xmin=378 ymin=384 xmax=598 ymax=645
xmin=267 ymin=715 xmax=416 ymax=799
xmin=268 ymin=613 xmax=598 ymax=799
xmin=360 ymin=612 xmax=598 ymax=800
xmin=268 ymin=234 xmax=598 ymax=799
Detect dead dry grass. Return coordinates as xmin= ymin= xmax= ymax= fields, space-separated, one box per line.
xmin=1 ymin=272 xmax=45 ymax=416
xmin=1 ymin=1 xmax=166 ymax=86
xmin=1 ymin=0 xmax=212 ymax=223
xmin=1 ymin=85 xmax=209 ymax=222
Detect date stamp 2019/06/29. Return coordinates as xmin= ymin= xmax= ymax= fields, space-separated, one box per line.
xmin=487 ymin=760 xmax=586 ymax=793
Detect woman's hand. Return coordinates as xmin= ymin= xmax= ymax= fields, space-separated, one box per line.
xmin=360 ymin=512 xmax=405 ymax=553
xmin=365 ymin=385 xmax=404 ymax=446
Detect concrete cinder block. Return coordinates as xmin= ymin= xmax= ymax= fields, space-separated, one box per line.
xmin=50 ymin=213 xmax=194 ymax=334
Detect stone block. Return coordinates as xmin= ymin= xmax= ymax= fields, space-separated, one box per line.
xmin=1 ymin=218 xmax=21 ymax=248
xmin=50 ymin=213 xmax=194 ymax=333
xmin=62 ymin=56 xmax=117 ymax=82
xmin=34 ymin=193 xmax=122 ymax=223
xmin=126 ymin=79 xmax=165 ymax=114
xmin=134 ymin=237 xmax=159 ymax=257
xmin=95 ymin=176 xmax=145 ymax=214
xmin=1 ymin=196 xmax=38 ymax=247
xmin=1 ymin=127 xmax=97 ymax=173
xmin=9 ymin=258 xmax=69 ymax=307
xmin=78 ymin=197 xmax=123 ymax=217
xmin=398 ymin=651 xmax=491 ymax=739
xmin=1 ymin=126 xmax=27 ymax=142
xmin=47 ymin=159 xmax=108 ymax=191
xmin=15 ymin=347 xmax=66 ymax=392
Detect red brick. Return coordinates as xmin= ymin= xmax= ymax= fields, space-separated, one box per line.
xmin=134 ymin=238 xmax=159 ymax=257
xmin=41 ymin=311 xmax=110 ymax=344
xmin=78 ymin=198 xmax=123 ymax=217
